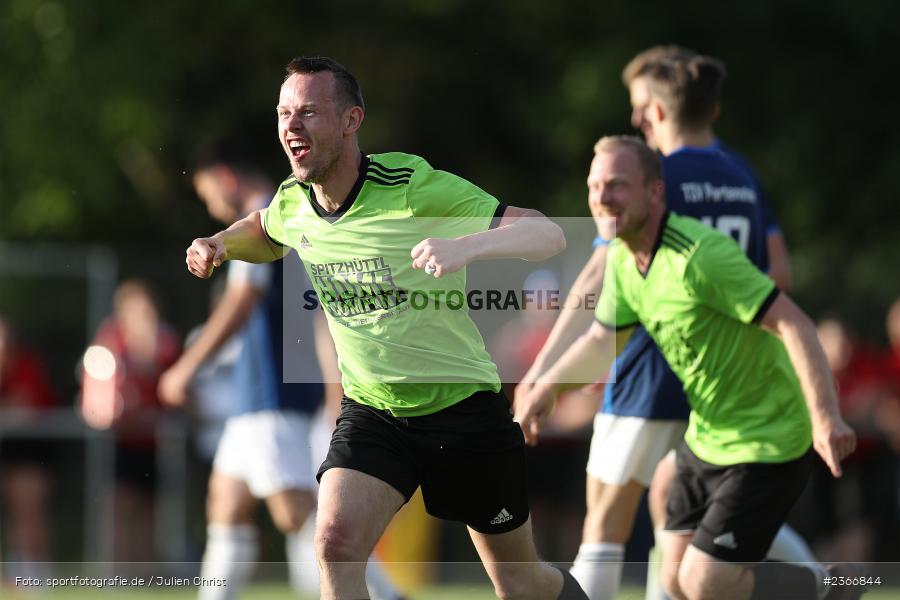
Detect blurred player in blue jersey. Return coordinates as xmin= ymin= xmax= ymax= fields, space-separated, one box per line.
xmin=516 ymin=48 xmax=820 ymax=600
xmin=625 ymin=49 xmax=822 ymax=600
xmin=159 ymin=143 xmax=403 ymax=600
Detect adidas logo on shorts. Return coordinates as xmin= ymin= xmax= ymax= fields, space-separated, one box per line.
xmin=490 ymin=508 xmax=514 ymax=525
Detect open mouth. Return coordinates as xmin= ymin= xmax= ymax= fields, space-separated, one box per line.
xmin=287 ymin=139 xmax=310 ymax=161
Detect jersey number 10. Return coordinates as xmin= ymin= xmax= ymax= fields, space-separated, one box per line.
xmin=699 ymin=215 xmax=750 ymax=252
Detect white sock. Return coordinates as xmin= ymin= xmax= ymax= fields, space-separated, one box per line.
xmin=645 ymin=529 xmax=669 ymax=600
xmin=569 ymin=542 xmax=625 ymax=600
xmin=766 ymin=525 xmax=827 ymax=599
xmin=198 ymin=524 xmax=258 ymax=600
xmin=767 ymin=525 xmax=816 ymax=563
xmin=286 ymin=515 xmax=319 ymax=595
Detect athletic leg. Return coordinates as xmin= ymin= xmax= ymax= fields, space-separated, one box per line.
xmin=315 ymin=468 xmax=405 ymax=600
xmin=576 ymin=415 xmax=684 ymax=600
xmin=199 ymin=471 xmax=258 ymax=600
xmin=570 ymin=475 xmax=645 ymax=600
xmin=672 ymin=449 xmax=818 ymax=600
xmin=660 ymin=532 xmax=692 ymax=600
xmin=647 ymin=451 xmax=678 ymax=600
xmin=265 ymin=489 xmax=319 ymax=596
xmin=468 ymin=519 xmax=587 ymax=599
xmin=678 ymin=544 xmax=754 ymax=600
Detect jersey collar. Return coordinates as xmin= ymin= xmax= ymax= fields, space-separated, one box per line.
xmin=308 ymin=153 xmax=370 ymax=223
xmin=638 ymin=210 xmax=670 ymax=279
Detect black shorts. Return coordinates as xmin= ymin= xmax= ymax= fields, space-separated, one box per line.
xmin=665 ymin=441 xmax=814 ymax=562
xmin=317 ymin=389 xmax=529 ymax=534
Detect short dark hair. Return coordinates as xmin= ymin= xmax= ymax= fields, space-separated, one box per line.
xmin=285 ymin=56 xmax=365 ymax=113
xmin=643 ymin=55 xmax=726 ymax=130
xmin=191 ymin=134 xmax=267 ymax=180
xmin=621 ymin=45 xmax=697 ymax=86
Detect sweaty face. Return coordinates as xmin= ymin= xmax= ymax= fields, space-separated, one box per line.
xmin=628 ymin=77 xmax=656 ymax=150
xmin=277 ymin=72 xmax=344 ymax=183
xmin=587 ymin=149 xmax=654 ymax=241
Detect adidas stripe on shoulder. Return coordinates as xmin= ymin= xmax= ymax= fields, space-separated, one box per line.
xmin=366 ymin=159 xmax=413 ymax=187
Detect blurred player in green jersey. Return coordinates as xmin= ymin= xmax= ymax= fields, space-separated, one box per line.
xmin=516 ymin=136 xmax=857 ymax=600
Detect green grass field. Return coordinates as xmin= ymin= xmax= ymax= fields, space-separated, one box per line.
xmin=7 ymin=583 xmax=900 ymax=599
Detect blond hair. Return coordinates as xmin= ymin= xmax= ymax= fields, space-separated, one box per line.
xmin=621 ymin=45 xmax=697 ymax=86
xmin=593 ymin=135 xmax=662 ymax=183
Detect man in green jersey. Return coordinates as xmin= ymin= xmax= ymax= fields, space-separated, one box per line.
xmin=515 ymin=136 xmax=857 ymax=600
xmin=183 ymin=56 xmax=586 ymax=600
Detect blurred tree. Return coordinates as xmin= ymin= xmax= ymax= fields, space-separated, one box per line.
xmin=0 ymin=0 xmax=898 ymax=336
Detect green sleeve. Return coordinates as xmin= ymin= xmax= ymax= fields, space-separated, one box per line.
xmin=408 ymin=166 xmax=501 ymax=222
xmin=261 ymin=195 xmax=287 ymax=247
xmin=686 ymin=233 xmax=776 ymax=323
xmin=594 ymin=244 xmax=639 ymax=329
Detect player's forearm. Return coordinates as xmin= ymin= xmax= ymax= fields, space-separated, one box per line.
xmin=775 ymin=309 xmax=842 ymax=425
xmin=217 ymin=210 xmax=285 ymax=264
xmin=529 ymin=247 xmax=606 ymax=377
xmin=175 ymin=285 xmax=260 ymax=374
xmin=536 ymin=322 xmax=615 ymax=395
xmin=313 ymin=311 xmax=342 ymax=386
xmin=766 ymin=233 xmax=793 ymax=291
xmin=461 ymin=209 xmax=566 ymax=263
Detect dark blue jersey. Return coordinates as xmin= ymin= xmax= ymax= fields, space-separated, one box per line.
xmin=713 ymin=140 xmax=782 ymax=238
xmin=231 ymin=258 xmax=324 ymax=415
xmin=601 ymin=143 xmax=779 ymax=418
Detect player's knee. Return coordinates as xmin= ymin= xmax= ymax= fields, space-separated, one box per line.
xmin=677 ymin=562 xmax=741 ymax=600
xmin=314 ymin=519 xmax=367 ymax=565
xmin=677 ymin=565 xmax=703 ymax=600
xmin=661 ymin=562 xmax=686 ymax=600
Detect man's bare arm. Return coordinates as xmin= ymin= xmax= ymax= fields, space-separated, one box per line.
xmin=766 ymin=231 xmax=792 ymax=291
xmin=760 ymin=293 xmax=855 ymax=476
xmin=187 ymin=209 xmax=287 ymax=279
xmin=410 ymin=207 xmax=566 ymax=277
xmin=513 ymin=321 xmax=618 ymax=445
xmin=524 ymin=244 xmax=608 ymax=382
xmin=158 ymin=283 xmax=261 ymax=406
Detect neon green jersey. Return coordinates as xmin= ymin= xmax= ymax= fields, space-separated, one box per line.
xmin=596 ymin=213 xmax=811 ymax=465
xmin=263 ymin=152 xmax=502 ymax=416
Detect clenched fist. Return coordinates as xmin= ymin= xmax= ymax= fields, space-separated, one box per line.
xmin=186 ymin=236 xmax=227 ymax=279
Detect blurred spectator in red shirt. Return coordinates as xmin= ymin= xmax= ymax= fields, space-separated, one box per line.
xmin=818 ymin=318 xmax=886 ymax=458
xmin=876 ymin=299 xmax=900 ymax=452
xmin=807 ymin=317 xmax=900 ymax=562
xmin=0 ymin=315 xmax=58 ymax=578
xmin=80 ymin=279 xmax=180 ymax=563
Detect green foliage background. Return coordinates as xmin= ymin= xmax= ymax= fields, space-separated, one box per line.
xmin=2 ymin=0 xmax=899 ymax=339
